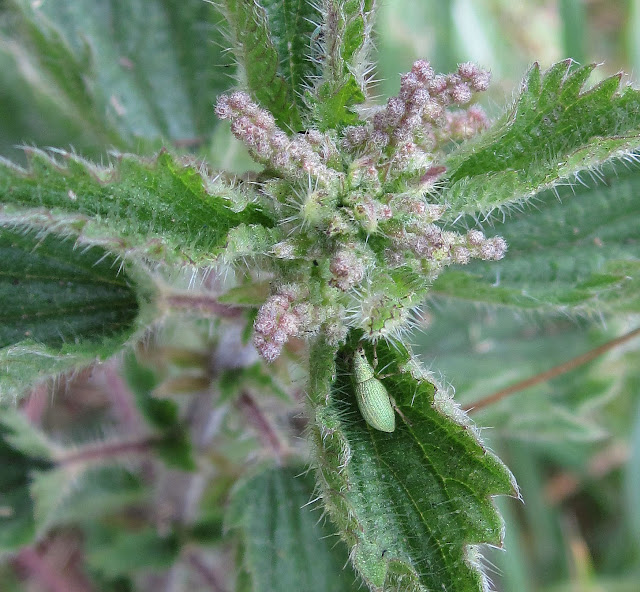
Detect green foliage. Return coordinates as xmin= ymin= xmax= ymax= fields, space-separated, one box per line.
xmin=310 ymin=0 xmax=375 ymax=129
xmin=85 ymin=524 xmax=180 ymax=578
xmin=0 ymin=410 xmax=52 ymax=550
xmin=433 ymin=161 xmax=640 ymax=314
xmin=625 ymin=397 xmax=640 ymax=550
xmin=308 ymin=334 xmax=516 ymax=591
xmin=0 ymin=405 xmax=148 ymax=549
xmin=417 ymin=302 xmax=626 ymax=442
xmin=260 ymin=0 xmax=323 ymax=126
xmin=0 ymin=149 xmax=270 ymax=265
xmin=221 ymin=0 xmax=305 ymax=130
xmin=122 ymin=352 xmax=196 ymax=470
xmin=0 ymin=225 xmax=140 ymax=349
xmin=444 ymin=61 xmax=640 ymax=219
xmin=0 ymin=225 xmax=145 ymax=399
xmin=3 ymin=0 xmax=235 ymax=151
xmin=226 ymin=466 xmax=360 ymax=592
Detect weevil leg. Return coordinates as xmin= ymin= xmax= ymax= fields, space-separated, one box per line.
xmin=372 ymin=343 xmax=394 ymax=376
xmin=389 ymin=395 xmax=412 ymax=426
xmin=370 ymin=341 xmax=395 ymax=378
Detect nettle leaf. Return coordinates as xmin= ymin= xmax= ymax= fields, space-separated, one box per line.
xmin=260 ymin=0 xmax=323 ymax=126
xmin=85 ymin=523 xmax=180 ymax=578
xmin=309 ymin=334 xmax=516 ymax=592
xmin=0 ymin=42 xmax=101 ymax=164
xmin=432 ymin=163 xmax=640 ymax=314
xmin=0 ymin=408 xmax=52 ymax=550
xmin=0 ymin=409 xmax=145 ymax=548
xmin=6 ymin=0 xmax=234 ymax=148
xmin=0 ymin=405 xmax=55 ymax=459
xmin=226 ymin=466 xmax=360 ymax=592
xmin=0 ymin=149 xmax=271 ymax=265
xmin=312 ymin=0 xmax=376 ymax=129
xmin=443 ymin=61 xmax=640 ymax=219
xmin=0 ymin=406 xmax=149 ymax=549
xmin=220 ymin=0 xmax=306 ymax=130
xmin=29 ymin=465 xmax=145 ymax=535
xmin=122 ymin=352 xmax=196 ymax=470
xmin=626 ymin=396 xmax=640 ymax=550
xmin=0 ymin=224 xmax=146 ymax=399
xmin=0 ymin=407 xmax=148 ymax=548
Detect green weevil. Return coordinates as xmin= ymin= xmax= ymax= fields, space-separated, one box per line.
xmin=353 ymin=345 xmax=396 ymax=433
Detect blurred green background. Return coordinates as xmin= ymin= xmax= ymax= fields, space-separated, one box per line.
xmin=1 ymin=1 xmax=639 ymax=591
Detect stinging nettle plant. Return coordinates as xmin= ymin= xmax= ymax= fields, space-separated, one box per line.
xmin=1 ymin=1 xmax=639 ymax=591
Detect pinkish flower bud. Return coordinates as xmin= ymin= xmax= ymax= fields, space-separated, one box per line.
xmin=254 ymin=314 xmax=277 ymax=335
xmin=392 ymin=125 xmax=413 ymax=143
xmin=293 ymin=302 xmax=313 ymax=326
xmin=466 ymin=229 xmax=485 ymax=246
xmin=471 ymin=70 xmax=491 ymax=91
xmin=279 ymin=312 xmax=300 ymax=335
xmin=229 ymin=91 xmax=251 ymax=110
xmin=452 ymin=246 xmax=471 ymax=264
xmin=306 ymin=130 xmax=324 ymax=145
xmin=387 ymin=97 xmax=406 ymax=119
xmin=373 ymin=111 xmax=388 ymax=130
xmin=271 ymin=131 xmax=289 ymax=150
xmin=468 ymin=105 xmax=488 ymax=122
xmin=480 ymin=236 xmax=507 ymax=260
xmin=370 ymin=130 xmax=390 ymax=148
xmin=271 ymin=328 xmax=288 ymax=345
xmin=270 ymin=295 xmax=291 ymax=310
xmin=400 ymin=72 xmax=421 ymax=95
xmin=451 ymin=83 xmax=472 ymax=104
xmin=215 ymin=95 xmax=233 ymax=119
xmin=412 ymin=59 xmax=435 ymax=83
xmin=457 ymin=62 xmax=478 ymax=79
xmin=258 ymin=341 xmax=282 ymax=363
xmin=404 ymin=114 xmax=423 ymax=132
xmin=413 ymin=235 xmax=432 ymax=256
xmin=253 ymin=333 xmax=266 ymax=347
xmin=329 ymin=249 xmax=365 ymax=291
xmin=412 ymin=88 xmax=431 ymax=108
xmin=418 ymin=99 xmax=437 ymax=120
xmin=429 ymin=75 xmax=448 ymax=94
xmin=423 ymin=224 xmax=444 ymax=246
xmin=344 ymin=125 xmax=368 ymax=147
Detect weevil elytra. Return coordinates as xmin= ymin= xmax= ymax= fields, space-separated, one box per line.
xmin=353 ymin=345 xmax=395 ymax=433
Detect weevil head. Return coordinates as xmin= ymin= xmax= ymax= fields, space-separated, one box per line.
xmin=353 ymin=344 xmax=375 ymax=382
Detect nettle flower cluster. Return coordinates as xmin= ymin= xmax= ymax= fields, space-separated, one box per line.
xmin=216 ymin=60 xmax=506 ymax=362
